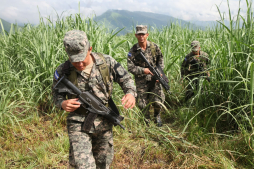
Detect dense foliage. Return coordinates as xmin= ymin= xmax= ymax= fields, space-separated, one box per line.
xmin=0 ymin=0 xmax=253 ymax=168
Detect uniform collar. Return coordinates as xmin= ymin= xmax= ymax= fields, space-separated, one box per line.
xmin=69 ymin=52 xmax=103 ymax=73
xmin=136 ymin=41 xmax=150 ymax=51
xmin=91 ymin=52 xmax=104 ymax=66
xmin=190 ymin=50 xmax=203 ymax=56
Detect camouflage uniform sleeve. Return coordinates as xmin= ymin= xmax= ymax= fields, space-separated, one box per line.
xmin=155 ymin=43 xmax=164 ymax=70
xmin=52 ymin=63 xmax=66 ymax=109
xmin=181 ymin=54 xmax=189 ymax=78
xmin=109 ymin=56 xmax=137 ymax=97
xmin=204 ymin=52 xmax=210 ymax=65
xmin=127 ymin=47 xmax=144 ymax=75
xmin=201 ymin=52 xmax=210 ymax=76
xmin=200 ymin=52 xmax=210 ymax=69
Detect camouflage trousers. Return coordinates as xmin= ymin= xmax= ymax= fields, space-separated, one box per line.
xmin=136 ymin=81 xmax=165 ymax=121
xmin=67 ymin=120 xmax=114 ymax=169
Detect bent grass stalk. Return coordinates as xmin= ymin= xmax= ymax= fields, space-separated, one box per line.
xmin=1 ymin=0 xmax=254 ymax=167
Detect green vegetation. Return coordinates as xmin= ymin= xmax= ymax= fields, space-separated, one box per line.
xmin=0 ymin=18 xmax=12 ymax=32
xmin=0 ymin=0 xmax=253 ymax=168
xmin=0 ymin=18 xmax=21 ymax=33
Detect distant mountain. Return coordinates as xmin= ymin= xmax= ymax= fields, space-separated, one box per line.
xmin=94 ymin=10 xmax=201 ymax=35
xmin=0 ymin=18 xmax=12 ymax=32
xmin=190 ymin=20 xmax=231 ymax=28
xmin=0 ymin=18 xmax=23 ymax=33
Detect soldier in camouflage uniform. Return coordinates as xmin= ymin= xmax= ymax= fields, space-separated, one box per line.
xmin=181 ymin=41 xmax=210 ymax=101
xmin=52 ymin=30 xmax=136 ymax=169
xmin=127 ymin=25 xmax=165 ymax=127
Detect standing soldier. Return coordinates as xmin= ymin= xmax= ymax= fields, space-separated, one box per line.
xmin=181 ymin=40 xmax=210 ymax=101
xmin=127 ymin=25 xmax=166 ymax=127
xmin=52 ymin=30 xmax=136 ymax=169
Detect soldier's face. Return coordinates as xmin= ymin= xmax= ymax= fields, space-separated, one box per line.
xmin=135 ymin=33 xmax=149 ymax=43
xmin=71 ymin=47 xmax=92 ymax=71
xmin=192 ymin=47 xmax=200 ymax=55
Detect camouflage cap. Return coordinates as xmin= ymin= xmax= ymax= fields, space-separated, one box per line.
xmin=63 ymin=30 xmax=90 ymax=62
xmin=136 ymin=25 xmax=148 ymax=34
xmin=191 ymin=41 xmax=200 ymax=52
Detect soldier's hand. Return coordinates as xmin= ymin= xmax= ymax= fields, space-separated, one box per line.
xmin=121 ymin=93 xmax=136 ymax=109
xmin=156 ymin=74 xmax=163 ymax=82
xmin=61 ymin=98 xmax=81 ymax=112
xmin=144 ymin=68 xmax=153 ymax=75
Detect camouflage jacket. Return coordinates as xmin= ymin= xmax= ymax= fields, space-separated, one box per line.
xmin=181 ymin=51 xmax=210 ymax=79
xmin=52 ymin=52 xmax=137 ymax=133
xmin=127 ymin=41 xmax=164 ymax=84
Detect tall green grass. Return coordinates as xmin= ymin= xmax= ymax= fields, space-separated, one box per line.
xmin=0 ymin=0 xmax=253 ymax=168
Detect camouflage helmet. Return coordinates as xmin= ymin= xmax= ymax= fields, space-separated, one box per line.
xmin=191 ymin=41 xmax=200 ymax=52
xmin=63 ymin=30 xmax=90 ymax=62
xmin=136 ymin=25 xmax=148 ymax=34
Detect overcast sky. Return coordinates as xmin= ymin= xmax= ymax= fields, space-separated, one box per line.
xmin=0 ymin=0 xmax=250 ymax=24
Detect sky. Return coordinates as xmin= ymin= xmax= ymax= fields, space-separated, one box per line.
xmin=0 ymin=0 xmax=250 ymax=24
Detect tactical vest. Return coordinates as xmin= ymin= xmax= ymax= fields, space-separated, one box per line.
xmin=62 ymin=53 xmax=123 ymax=132
xmin=64 ymin=53 xmax=111 ymax=98
xmin=150 ymin=41 xmax=156 ymax=58
xmin=133 ymin=41 xmax=157 ymax=66
xmin=133 ymin=41 xmax=156 ymax=56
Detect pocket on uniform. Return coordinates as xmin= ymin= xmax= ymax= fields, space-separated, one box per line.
xmin=146 ymin=74 xmax=152 ymax=81
xmin=136 ymin=77 xmax=146 ymax=85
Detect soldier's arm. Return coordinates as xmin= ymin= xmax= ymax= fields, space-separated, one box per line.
xmin=203 ymin=52 xmax=210 ymax=77
xmin=181 ymin=56 xmax=189 ymax=78
xmin=52 ymin=79 xmax=65 ymax=109
xmin=127 ymin=49 xmax=145 ymax=76
xmin=155 ymin=44 xmax=164 ymax=70
xmin=52 ymin=64 xmax=67 ymax=109
xmin=110 ymin=56 xmax=137 ymax=98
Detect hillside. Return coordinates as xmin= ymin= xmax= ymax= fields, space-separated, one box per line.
xmin=1 ymin=3 xmax=253 ymax=168
xmin=94 ymin=10 xmax=200 ymax=34
xmin=0 ymin=18 xmax=12 ymax=32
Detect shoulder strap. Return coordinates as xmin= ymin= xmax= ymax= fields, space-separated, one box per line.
xmin=62 ymin=60 xmax=78 ymax=87
xmin=95 ymin=53 xmax=111 ymax=96
xmin=133 ymin=42 xmax=155 ymax=56
xmin=68 ymin=68 xmax=78 ymax=87
xmin=133 ymin=43 xmax=138 ymax=52
xmin=62 ymin=60 xmax=77 ymax=85
xmin=149 ymin=41 xmax=156 ymax=58
xmin=62 ymin=60 xmax=78 ymax=99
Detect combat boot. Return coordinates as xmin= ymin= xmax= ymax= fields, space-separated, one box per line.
xmin=156 ymin=115 xmax=163 ymax=127
xmin=154 ymin=113 xmax=162 ymax=127
xmin=143 ymin=109 xmax=150 ymax=126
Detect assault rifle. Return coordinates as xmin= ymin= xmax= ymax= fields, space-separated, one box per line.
xmin=53 ymin=75 xmax=125 ymax=132
xmin=138 ymin=51 xmax=170 ymax=94
xmin=189 ymin=59 xmax=210 ymax=82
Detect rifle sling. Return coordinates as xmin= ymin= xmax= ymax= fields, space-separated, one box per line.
xmin=82 ymin=113 xmax=98 ymax=133
xmin=108 ymin=98 xmax=119 ymax=116
xmin=108 ymin=97 xmax=124 ymax=121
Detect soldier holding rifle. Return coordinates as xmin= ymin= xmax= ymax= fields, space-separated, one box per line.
xmin=127 ymin=25 xmax=168 ymax=127
xmin=52 ymin=30 xmax=136 ymax=169
xmin=181 ymin=40 xmax=210 ymax=102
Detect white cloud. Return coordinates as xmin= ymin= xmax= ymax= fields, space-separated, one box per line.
xmin=0 ymin=0 xmax=250 ymax=24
